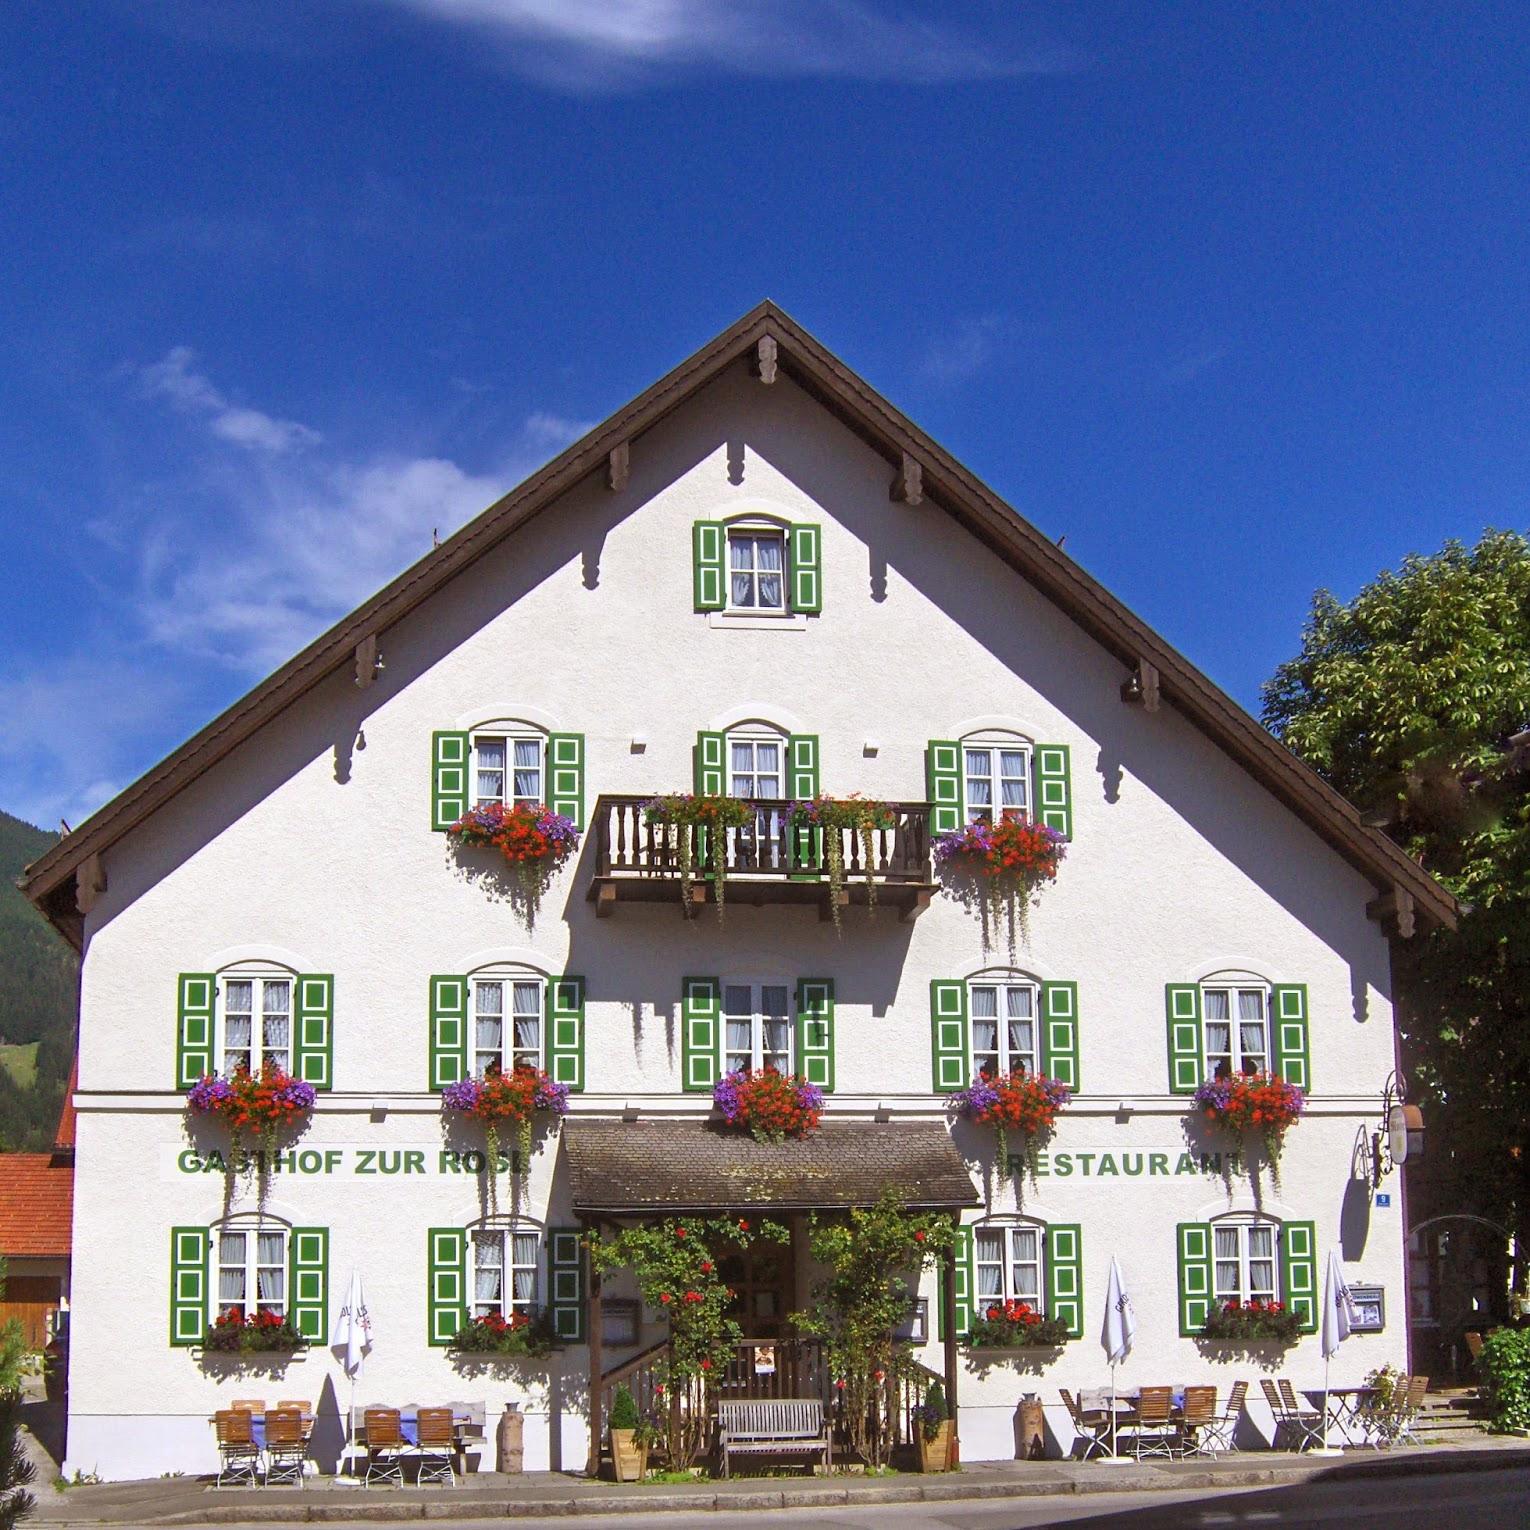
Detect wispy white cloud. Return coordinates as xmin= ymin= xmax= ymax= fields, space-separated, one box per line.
xmin=139 ymin=346 xmax=323 ymax=453
xmin=922 ymin=314 xmax=1010 ymax=386
xmin=372 ymin=0 xmax=1082 ymax=87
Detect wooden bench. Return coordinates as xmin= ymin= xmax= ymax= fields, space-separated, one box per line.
xmin=716 ymin=1399 xmax=831 ymax=1478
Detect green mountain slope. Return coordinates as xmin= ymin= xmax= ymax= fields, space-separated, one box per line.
xmin=0 ymin=811 xmax=75 ymax=1149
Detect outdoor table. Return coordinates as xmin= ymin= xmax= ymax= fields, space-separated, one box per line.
xmin=1081 ymin=1386 xmax=1187 ymax=1412
xmin=1301 ymin=1386 xmax=1379 ymax=1448
xmin=353 ymin=1408 xmax=472 ymax=1446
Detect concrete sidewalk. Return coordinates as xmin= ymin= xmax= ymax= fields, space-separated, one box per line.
xmin=27 ymin=1434 xmax=1530 ymax=1527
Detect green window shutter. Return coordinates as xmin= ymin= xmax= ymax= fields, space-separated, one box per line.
xmin=1271 ymin=984 xmax=1311 ymax=1090
xmin=1040 ymin=981 xmax=1080 ymax=1090
xmin=1282 ymin=1221 xmax=1319 ymax=1333
xmin=926 ymin=742 xmax=963 ymax=835
xmin=789 ymin=523 xmax=823 ymax=613
xmin=930 ymin=980 xmax=970 ymax=1093
xmin=1046 ymin=1224 xmax=1084 ymax=1339
xmin=288 ymin=1227 xmax=329 ymax=1342
xmin=547 ymin=733 xmax=585 ymax=829
xmin=427 ymin=1228 xmax=468 ymax=1347
xmin=694 ymin=732 xmax=726 ymax=796
xmin=787 ymin=735 xmax=822 ymax=877
xmin=681 ymin=976 xmax=721 ymax=1092
xmin=547 ymin=977 xmax=585 ymax=1093
xmin=937 ymin=1224 xmax=974 ymax=1341
xmin=1176 ymin=1222 xmax=1213 ymax=1336
xmin=795 ymin=979 xmax=835 ymax=1092
xmin=1165 ymin=984 xmax=1203 ymax=1095
xmin=548 ymin=1227 xmax=586 ymax=1342
xmin=1033 ymin=744 xmax=1072 ymax=839
xmin=429 ymin=976 xmax=468 ymax=1092
xmin=293 ymin=975 xmax=333 ymax=1091
xmin=693 ymin=521 xmax=725 ymax=611
xmin=432 ymin=731 xmax=470 ymax=831
xmin=176 ymin=973 xmax=216 ymax=1088
xmin=170 ymin=1226 xmax=209 ymax=1347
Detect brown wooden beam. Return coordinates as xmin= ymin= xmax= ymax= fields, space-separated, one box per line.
xmin=75 ymin=853 xmax=106 ymax=915
xmin=900 ymin=890 xmax=932 ymax=924
xmin=1120 ymin=657 xmax=1160 ymax=712
xmin=594 ymin=883 xmax=616 ymax=918
xmin=353 ymin=634 xmax=379 ymax=690
xmin=606 ymin=442 xmax=630 ymax=492
xmin=585 ymin=1219 xmax=603 ymax=1478
xmin=890 ymin=452 xmax=923 ymax=505
xmin=753 ymin=335 xmax=778 ymax=384
xmin=1367 ymin=886 xmax=1416 ymax=941
xmin=942 ymin=1221 xmax=960 ymax=1467
xmin=817 ymin=889 xmax=849 ymax=923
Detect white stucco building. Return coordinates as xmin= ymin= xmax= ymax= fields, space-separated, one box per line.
xmin=22 ymin=304 xmax=1454 ymax=1481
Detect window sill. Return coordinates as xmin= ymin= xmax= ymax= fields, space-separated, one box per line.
xmin=707 ymin=609 xmax=807 ymax=631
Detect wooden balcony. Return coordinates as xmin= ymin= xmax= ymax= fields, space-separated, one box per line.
xmin=586 ymin=795 xmax=937 ymax=920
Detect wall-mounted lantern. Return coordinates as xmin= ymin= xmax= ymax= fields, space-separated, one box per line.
xmin=1372 ymin=1071 xmax=1424 ymax=1188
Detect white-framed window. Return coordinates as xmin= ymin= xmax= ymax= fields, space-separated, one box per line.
xmin=723 ymin=981 xmax=792 ymax=1073
xmin=974 ymin=1222 xmax=1045 ymax=1312
xmin=220 ymin=971 xmax=292 ymax=1075
xmin=1212 ymin=1217 xmax=1279 ymax=1305
xmin=1203 ymin=982 xmax=1270 ymax=1077
xmin=471 ymin=731 xmax=544 ymax=809
xmin=963 ymin=736 xmax=1032 ymax=824
xmin=727 ymin=527 xmax=787 ymax=611
xmin=969 ymin=978 xmax=1039 ymax=1079
xmin=472 ymin=1225 xmax=541 ymax=1319
xmin=472 ymin=973 xmax=544 ymax=1075
xmin=727 ymin=726 xmax=787 ymax=868
xmin=217 ymin=1221 xmax=287 ymax=1319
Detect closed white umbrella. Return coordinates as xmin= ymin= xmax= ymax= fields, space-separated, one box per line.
xmin=1316 ymin=1250 xmax=1355 ymax=1453
xmin=330 ymin=1271 xmax=374 ymax=1475
xmin=1102 ymin=1257 xmax=1137 ymax=1462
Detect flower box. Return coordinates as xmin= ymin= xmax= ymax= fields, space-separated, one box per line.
xmin=449 ymin=1310 xmax=557 ymax=1358
xmin=446 ymin=802 xmax=579 ymax=922
xmin=185 ymin=1065 xmax=315 ymax=1192
xmin=442 ymin=1065 xmax=569 ymax=1183
xmin=1192 ymin=1073 xmax=1304 ymax=1161
xmin=967 ymin=1302 xmax=1072 ymax=1350
xmin=933 ymin=815 xmax=1066 ymax=949
xmin=949 ymin=1070 xmax=1070 ymax=1181
xmin=641 ymin=793 xmax=754 ymax=919
xmin=1199 ymin=1299 xmax=1301 ymax=1344
xmin=788 ymin=794 xmax=896 ymax=929
xmin=203 ymin=1308 xmax=307 ymax=1354
xmin=713 ymin=1068 xmax=823 ymax=1144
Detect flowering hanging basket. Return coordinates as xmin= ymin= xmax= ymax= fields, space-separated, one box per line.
xmin=967 ymin=1300 xmax=1072 ymax=1350
xmin=950 ymin=1070 xmax=1071 ymax=1181
xmin=203 ymin=1308 xmax=307 ymax=1354
xmin=449 ymin=1310 xmax=557 ymax=1358
xmin=186 ymin=1065 xmax=315 ymax=1190
xmin=442 ymin=1065 xmax=570 ymax=1188
xmin=789 ymin=794 xmax=896 ymax=932
xmin=446 ymin=803 xmax=579 ymax=923
xmin=1200 ymin=1298 xmax=1301 ymax=1344
xmin=933 ymin=816 xmax=1066 ymax=950
xmin=642 ymin=794 xmax=754 ymax=920
xmin=713 ymin=1068 xmax=824 ymax=1145
xmin=1193 ymin=1073 xmax=1304 ymax=1163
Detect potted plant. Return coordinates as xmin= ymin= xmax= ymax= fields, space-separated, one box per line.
xmin=186 ymin=1064 xmax=316 ymax=1199
xmin=1192 ymin=1073 xmax=1304 ymax=1173
xmin=641 ymin=793 xmax=754 ymax=920
xmin=789 ymin=794 xmax=896 ymax=931
xmin=203 ymin=1307 xmax=307 ymax=1354
xmin=608 ymin=1385 xmax=647 ymax=1481
xmin=949 ymin=1070 xmax=1071 ymax=1182
xmin=933 ymin=814 xmax=1066 ymax=951
xmin=1199 ymin=1298 xmax=1301 ymax=1344
xmin=448 ymin=1309 xmax=557 ymax=1358
xmin=966 ymin=1300 xmax=1071 ymax=1350
xmin=441 ymin=1064 xmax=570 ymax=1195
xmin=713 ymin=1068 xmax=824 ymax=1144
xmin=913 ymin=1380 xmax=953 ymax=1472
xmin=446 ymin=802 xmax=580 ymax=924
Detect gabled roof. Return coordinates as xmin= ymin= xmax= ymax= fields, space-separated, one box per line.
xmin=19 ymin=302 xmax=1455 ymax=940
xmin=0 ymin=1153 xmax=72 ymax=1257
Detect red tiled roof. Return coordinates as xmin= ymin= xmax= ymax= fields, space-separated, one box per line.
xmin=53 ymin=1058 xmax=77 ymax=1152
xmin=0 ymin=1153 xmax=73 ymax=1257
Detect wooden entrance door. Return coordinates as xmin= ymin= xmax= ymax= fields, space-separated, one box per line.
xmin=0 ymin=1275 xmax=59 ymax=1349
xmin=718 ymin=1239 xmax=792 ymax=1339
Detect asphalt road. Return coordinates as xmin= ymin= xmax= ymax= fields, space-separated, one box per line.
xmin=100 ymin=1464 xmax=1530 ymax=1530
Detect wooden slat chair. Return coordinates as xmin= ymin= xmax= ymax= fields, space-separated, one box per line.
xmin=231 ymin=1399 xmax=264 ymax=1413
xmin=716 ymin=1400 xmax=830 ymax=1479
xmin=263 ymin=1408 xmax=307 ymax=1487
xmin=1201 ymin=1379 xmax=1247 ymax=1455
xmin=276 ymin=1399 xmax=311 ymax=1416
xmin=1276 ymin=1379 xmax=1326 ymax=1451
xmin=414 ymin=1407 xmax=457 ymax=1487
xmin=363 ymin=1408 xmax=406 ymax=1487
xmin=213 ymin=1409 xmax=261 ymax=1489
xmin=1134 ymin=1386 xmax=1177 ymax=1460
xmin=1058 ymin=1389 xmax=1111 ymax=1460
xmin=1397 ymin=1374 xmax=1430 ymax=1446
xmin=1177 ymin=1386 xmax=1220 ymax=1458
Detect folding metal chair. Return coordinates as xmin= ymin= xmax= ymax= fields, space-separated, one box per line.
xmin=263 ymin=1408 xmax=307 ymax=1487
xmin=414 ymin=1407 xmax=457 ymax=1486
xmin=1059 ymin=1389 xmax=1110 ymax=1460
xmin=1277 ymin=1379 xmax=1326 ymax=1451
xmin=363 ymin=1408 xmax=406 ymax=1487
xmin=1201 ymin=1379 xmax=1246 ymax=1455
xmin=1134 ymin=1386 xmax=1176 ymax=1460
xmin=213 ymin=1408 xmax=261 ymax=1488
xmin=1177 ymin=1385 xmax=1219 ymax=1457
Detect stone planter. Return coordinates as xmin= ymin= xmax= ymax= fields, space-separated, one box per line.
xmin=610 ymin=1428 xmax=647 ymax=1482
xmin=918 ymin=1419 xmax=953 ymax=1473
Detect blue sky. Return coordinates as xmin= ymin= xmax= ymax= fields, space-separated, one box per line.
xmin=3 ymin=1 xmax=1528 ymax=831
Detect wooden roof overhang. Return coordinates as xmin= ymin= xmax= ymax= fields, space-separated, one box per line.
xmin=19 ymin=302 xmax=1456 ymax=945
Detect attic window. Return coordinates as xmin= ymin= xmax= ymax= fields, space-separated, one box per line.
xmin=728 ymin=528 xmax=786 ymax=612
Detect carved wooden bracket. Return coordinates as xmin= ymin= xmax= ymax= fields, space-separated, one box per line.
xmin=890 ymin=453 xmax=923 ymax=505
xmin=76 ymin=852 xmax=106 ymax=915
xmin=753 ymin=336 xmax=778 ymax=384
xmin=1120 ymin=658 xmax=1161 ymax=712
xmin=606 ymin=441 xmax=630 ymax=492
xmin=354 ymin=634 xmax=379 ymax=690
xmin=1366 ymin=886 xmax=1416 ymax=940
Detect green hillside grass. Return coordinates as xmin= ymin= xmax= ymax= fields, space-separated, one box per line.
xmin=0 ymin=1041 xmax=39 ymax=1089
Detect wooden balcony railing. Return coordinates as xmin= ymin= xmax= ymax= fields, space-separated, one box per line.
xmin=587 ymin=795 xmax=936 ymax=920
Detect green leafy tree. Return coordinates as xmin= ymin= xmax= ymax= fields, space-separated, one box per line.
xmin=0 ymin=1386 xmax=36 ymax=1530
xmin=1263 ymin=529 xmax=1530 ymax=1285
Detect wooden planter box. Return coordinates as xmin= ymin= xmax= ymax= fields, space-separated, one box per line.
xmin=610 ymin=1428 xmax=648 ymax=1482
xmin=918 ymin=1420 xmax=953 ymax=1473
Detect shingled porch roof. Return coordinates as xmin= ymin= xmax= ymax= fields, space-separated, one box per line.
xmin=562 ymin=1119 xmax=979 ymax=1215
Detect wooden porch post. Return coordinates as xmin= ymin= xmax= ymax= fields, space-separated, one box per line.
xmin=585 ymin=1218 xmax=603 ymax=1478
xmin=943 ymin=1215 xmax=960 ymax=1467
